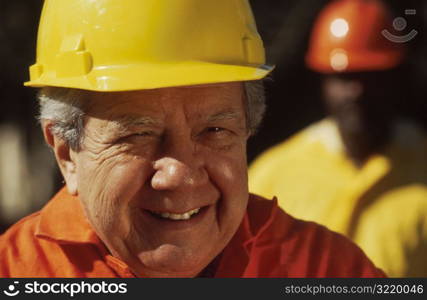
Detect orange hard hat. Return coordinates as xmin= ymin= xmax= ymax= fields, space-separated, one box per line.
xmin=306 ymin=0 xmax=405 ymax=74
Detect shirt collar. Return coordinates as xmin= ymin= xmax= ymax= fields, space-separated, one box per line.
xmin=214 ymin=195 xmax=285 ymax=277
xmin=35 ymin=187 xmax=100 ymax=245
xmin=242 ymin=196 xmax=289 ymax=249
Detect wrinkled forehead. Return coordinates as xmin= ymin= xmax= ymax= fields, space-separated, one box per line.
xmin=84 ymin=82 xmax=246 ymax=123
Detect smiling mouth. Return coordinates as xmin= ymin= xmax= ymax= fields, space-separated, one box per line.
xmin=148 ymin=208 xmax=202 ymax=221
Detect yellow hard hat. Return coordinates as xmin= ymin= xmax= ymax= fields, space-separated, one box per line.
xmin=25 ymin=0 xmax=273 ymax=91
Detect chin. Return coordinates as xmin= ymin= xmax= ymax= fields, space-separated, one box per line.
xmin=136 ymin=244 xmax=210 ymax=278
xmin=141 ymin=268 xmax=200 ymax=278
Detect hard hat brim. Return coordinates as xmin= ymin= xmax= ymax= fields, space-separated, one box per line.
xmin=25 ymin=61 xmax=274 ymax=91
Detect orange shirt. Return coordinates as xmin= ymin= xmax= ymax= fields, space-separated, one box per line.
xmin=0 ymin=188 xmax=385 ymax=277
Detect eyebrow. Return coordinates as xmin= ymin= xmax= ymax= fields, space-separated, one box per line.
xmin=107 ymin=115 xmax=160 ymax=134
xmin=207 ymin=111 xmax=243 ymax=123
xmin=105 ymin=111 xmax=243 ymax=134
xmin=114 ymin=115 xmax=159 ymax=127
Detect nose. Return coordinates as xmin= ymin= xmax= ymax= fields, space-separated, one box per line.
xmin=151 ymin=157 xmax=206 ymax=191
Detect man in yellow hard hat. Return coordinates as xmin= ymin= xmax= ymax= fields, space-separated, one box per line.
xmin=250 ymin=0 xmax=427 ymax=277
xmin=0 ymin=0 xmax=385 ymax=277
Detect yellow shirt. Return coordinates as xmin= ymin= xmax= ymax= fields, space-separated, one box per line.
xmin=249 ymin=118 xmax=427 ymax=277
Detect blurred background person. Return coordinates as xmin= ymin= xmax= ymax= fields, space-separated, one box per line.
xmin=249 ymin=0 xmax=427 ymax=277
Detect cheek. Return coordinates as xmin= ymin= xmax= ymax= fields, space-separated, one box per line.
xmin=206 ymin=148 xmax=248 ymax=209
xmin=76 ymin=154 xmax=153 ymax=232
xmin=212 ymin=160 xmax=248 ymax=192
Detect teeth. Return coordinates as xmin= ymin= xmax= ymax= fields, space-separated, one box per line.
xmin=153 ymin=208 xmax=201 ymax=221
xmin=161 ymin=212 xmax=170 ymax=218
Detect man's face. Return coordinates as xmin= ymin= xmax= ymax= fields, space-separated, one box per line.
xmin=71 ymin=83 xmax=249 ymax=277
xmin=322 ymin=75 xmax=365 ymax=131
xmin=322 ymin=73 xmax=397 ymax=163
xmin=322 ymin=73 xmax=393 ymax=132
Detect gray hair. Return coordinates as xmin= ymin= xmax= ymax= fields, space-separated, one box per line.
xmin=38 ymin=81 xmax=266 ymax=151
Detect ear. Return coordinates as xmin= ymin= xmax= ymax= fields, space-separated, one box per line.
xmin=41 ymin=119 xmax=78 ymax=196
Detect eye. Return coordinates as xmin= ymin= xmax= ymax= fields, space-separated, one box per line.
xmin=202 ymin=126 xmax=235 ymax=139
xmin=204 ymin=127 xmax=234 ymax=138
xmin=135 ymin=131 xmax=155 ymax=137
xmin=199 ymin=126 xmax=238 ymax=150
xmin=207 ymin=127 xmax=225 ymax=133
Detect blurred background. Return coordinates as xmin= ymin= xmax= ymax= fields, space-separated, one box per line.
xmin=0 ymin=0 xmax=426 ymax=233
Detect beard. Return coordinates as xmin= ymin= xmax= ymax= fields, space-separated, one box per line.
xmin=332 ymin=100 xmax=391 ymax=166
